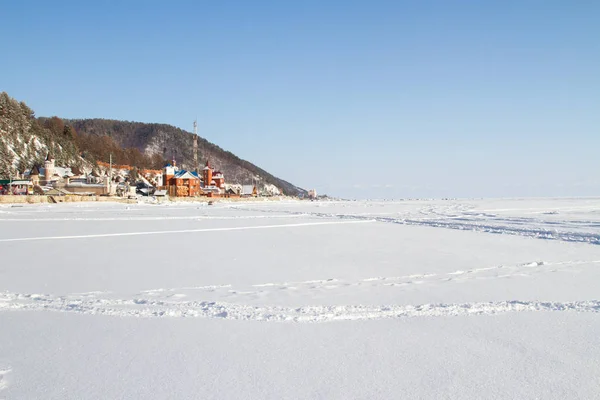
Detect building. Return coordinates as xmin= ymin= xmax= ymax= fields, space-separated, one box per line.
xmin=7 ymin=180 xmax=33 ymax=195
xmin=88 ymin=170 xmax=102 ymax=184
xmin=201 ymin=160 xmax=224 ymax=190
xmin=44 ymin=153 xmax=54 ymax=182
xmin=29 ymin=166 xmax=41 ymax=186
xmin=202 ymin=161 xmax=212 ymax=188
xmin=158 ymin=159 xmax=228 ymax=197
xmin=241 ymin=184 xmax=258 ymax=197
xmin=65 ymin=182 xmax=109 ymax=196
xmin=36 ymin=153 xmax=74 ymax=185
xmin=161 ymin=160 xmax=201 ymax=197
xmin=171 ymin=170 xmax=201 ymax=196
xmin=199 ymin=160 xmax=226 ymax=196
xmin=212 ymin=170 xmax=225 ymax=189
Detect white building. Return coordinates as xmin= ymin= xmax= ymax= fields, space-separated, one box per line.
xmin=242 ymin=185 xmax=257 ymax=196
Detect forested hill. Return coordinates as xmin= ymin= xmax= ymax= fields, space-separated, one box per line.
xmin=67 ymin=119 xmax=306 ymax=195
xmin=0 ymin=91 xmax=305 ymax=195
xmin=0 ymin=92 xmax=83 ymax=178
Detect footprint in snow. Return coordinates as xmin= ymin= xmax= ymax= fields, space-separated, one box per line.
xmin=0 ymin=368 xmax=11 ymax=392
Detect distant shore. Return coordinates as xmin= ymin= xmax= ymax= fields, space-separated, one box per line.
xmin=0 ymin=194 xmax=299 ymax=205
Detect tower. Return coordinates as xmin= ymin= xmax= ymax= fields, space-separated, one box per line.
xmin=193 ymin=120 xmax=199 ymax=174
xmin=203 ymin=160 xmax=213 ymax=188
xmin=44 ymin=152 xmax=55 ymax=183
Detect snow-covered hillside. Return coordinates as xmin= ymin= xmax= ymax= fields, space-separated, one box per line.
xmin=0 ymin=92 xmax=84 ymax=178
xmin=1 ymin=198 xmax=599 ymax=399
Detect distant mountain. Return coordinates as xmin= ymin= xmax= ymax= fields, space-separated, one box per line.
xmin=67 ymin=119 xmax=306 ymax=196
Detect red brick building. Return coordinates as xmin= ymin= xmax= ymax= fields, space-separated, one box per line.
xmin=202 ymin=160 xmax=225 ymax=192
xmin=162 ymin=161 xmax=201 ymax=197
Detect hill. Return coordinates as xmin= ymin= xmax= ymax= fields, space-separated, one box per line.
xmin=0 ymin=92 xmax=305 ymax=196
xmin=0 ymin=92 xmax=83 ymax=178
xmin=67 ymin=119 xmax=306 ymax=196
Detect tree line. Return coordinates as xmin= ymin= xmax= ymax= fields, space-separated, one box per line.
xmin=41 ymin=116 xmax=166 ymax=170
xmin=1 ymin=93 xmax=167 ymax=179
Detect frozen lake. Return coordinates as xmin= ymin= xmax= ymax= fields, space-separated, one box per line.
xmin=1 ymin=198 xmax=600 ymax=399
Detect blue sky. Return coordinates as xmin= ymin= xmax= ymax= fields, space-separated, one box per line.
xmin=2 ymin=0 xmax=599 ymax=198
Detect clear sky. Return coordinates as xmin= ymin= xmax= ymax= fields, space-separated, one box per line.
xmin=2 ymin=0 xmax=599 ymax=199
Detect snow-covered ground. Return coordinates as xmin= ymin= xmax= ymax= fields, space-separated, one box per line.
xmin=1 ymin=198 xmax=599 ymax=399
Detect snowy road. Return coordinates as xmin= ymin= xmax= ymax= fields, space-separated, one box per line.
xmin=1 ymin=198 xmax=600 ymax=399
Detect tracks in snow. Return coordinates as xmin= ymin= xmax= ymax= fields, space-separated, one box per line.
xmin=0 ymin=292 xmax=599 ymax=322
xmin=232 ymin=204 xmax=600 ymax=245
xmin=253 ymin=260 xmax=599 ymax=290
xmin=134 ymin=259 xmax=600 ymax=301
xmin=0 ymin=368 xmax=10 ymax=393
xmin=1 ymin=259 xmax=599 ymax=323
xmin=3 ymin=202 xmax=598 ymax=245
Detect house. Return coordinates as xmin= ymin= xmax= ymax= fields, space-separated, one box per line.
xmin=29 ymin=166 xmax=41 ymax=186
xmin=161 ymin=160 xmax=201 ymax=197
xmin=171 ymin=170 xmax=201 ymax=196
xmin=211 ymin=171 xmax=225 ymax=190
xmin=242 ymin=185 xmax=258 ymax=197
xmin=260 ymin=184 xmax=281 ymax=197
xmin=88 ymin=170 xmax=102 ymax=184
xmin=201 ymin=160 xmax=225 ymax=191
xmin=65 ymin=182 xmax=108 ymax=196
xmin=197 ymin=160 xmax=227 ymax=196
xmin=201 ymin=186 xmax=222 ymax=197
xmin=152 ymin=159 xmax=228 ymax=198
xmin=8 ymin=180 xmax=33 ymax=195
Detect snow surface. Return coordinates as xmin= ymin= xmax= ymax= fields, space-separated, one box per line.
xmin=1 ymin=198 xmax=600 ymax=399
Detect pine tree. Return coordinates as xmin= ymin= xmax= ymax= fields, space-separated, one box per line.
xmin=0 ymin=140 xmax=13 ymax=179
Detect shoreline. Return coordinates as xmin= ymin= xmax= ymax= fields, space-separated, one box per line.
xmin=0 ymin=194 xmax=300 ymax=205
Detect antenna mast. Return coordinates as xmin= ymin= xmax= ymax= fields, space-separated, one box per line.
xmin=193 ymin=120 xmax=199 ymax=174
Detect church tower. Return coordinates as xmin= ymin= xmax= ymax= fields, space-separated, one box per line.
xmin=163 ymin=159 xmax=176 ymax=187
xmin=202 ymin=160 xmax=213 ymax=187
xmin=44 ymin=152 xmax=55 ymax=183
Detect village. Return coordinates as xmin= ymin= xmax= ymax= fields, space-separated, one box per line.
xmin=0 ymin=152 xmax=317 ymax=202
